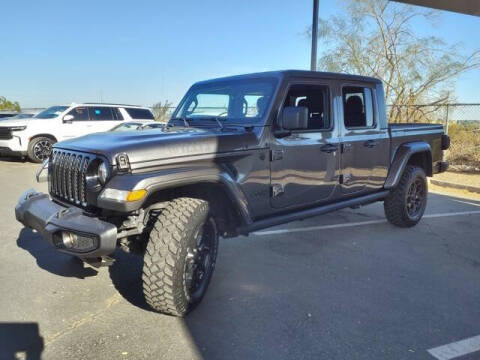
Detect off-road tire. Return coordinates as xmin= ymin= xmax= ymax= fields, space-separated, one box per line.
xmin=27 ymin=136 xmax=55 ymax=163
xmin=384 ymin=165 xmax=427 ymax=228
xmin=142 ymin=197 xmax=218 ymax=317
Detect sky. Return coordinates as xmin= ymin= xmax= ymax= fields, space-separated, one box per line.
xmin=1 ymin=0 xmax=479 ymax=108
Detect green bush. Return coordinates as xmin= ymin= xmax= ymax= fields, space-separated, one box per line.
xmin=446 ymin=123 xmax=480 ymax=168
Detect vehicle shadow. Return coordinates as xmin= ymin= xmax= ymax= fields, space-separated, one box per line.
xmin=0 ymin=155 xmax=27 ymax=163
xmin=180 ymin=192 xmax=480 ymax=359
xmin=0 ymin=322 xmax=44 ymax=360
xmin=16 ymin=228 xmax=98 ymax=279
xmin=108 ymin=249 xmax=151 ymax=311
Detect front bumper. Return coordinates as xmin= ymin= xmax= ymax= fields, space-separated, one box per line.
xmin=15 ymin=189 xmax=117 ymax=259
xmin=0 ymin=137 xmax=25 ymax=154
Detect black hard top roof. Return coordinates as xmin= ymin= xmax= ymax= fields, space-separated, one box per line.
xmin=195 ymin=70 xmax=381 ymax=85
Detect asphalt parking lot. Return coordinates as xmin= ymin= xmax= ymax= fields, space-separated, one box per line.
xmin=1 ymin=159 xmax=479 ymax=360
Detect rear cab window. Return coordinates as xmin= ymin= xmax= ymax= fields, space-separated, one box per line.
xmin=124 ymin=108 xmax=154 ymax=120
xmin=342 ymin=86 xmax=375 ymax=128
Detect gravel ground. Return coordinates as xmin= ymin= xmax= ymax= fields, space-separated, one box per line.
xmin=434 ymin=171 xmax=480 ymax=188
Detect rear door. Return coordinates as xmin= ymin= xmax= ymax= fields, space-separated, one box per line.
xmin=339 ymin=83 xmax=389 ymax=195
xmin=87 ymin=106 xmax=122 ymax=132
xmin=270 ymin=81 xmax=340 ymax=209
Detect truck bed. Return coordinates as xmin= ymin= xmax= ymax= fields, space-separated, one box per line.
xmin=389 ymin=123 xmax=444 ymax=133
xmin=388 ymin=123 xmax=445 ymax=165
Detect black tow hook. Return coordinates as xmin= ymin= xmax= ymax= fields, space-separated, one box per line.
xmin=83 ymin=256 xmax=115 ymax=268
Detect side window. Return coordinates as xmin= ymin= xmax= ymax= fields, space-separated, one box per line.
xmin=88 ymin=107 xmax=114 ymax=121
xmin=124 ymin=108 xmax=154 ymax=120
xmin=283 ymin=84 xmax=330 ymax=130
xmin=342 ymin=86 xmax=374 ymax=128
xmin=112 ymin=107 xmax=124 ymax=120
xmin=66 ymin=107 xmax=89 ymax=121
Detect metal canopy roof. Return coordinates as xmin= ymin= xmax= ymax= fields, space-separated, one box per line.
xmin=391 ymin=0 xmax=480 ymax=16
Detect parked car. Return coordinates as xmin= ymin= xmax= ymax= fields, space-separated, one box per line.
xmin=3 ymin=113 xmax=36 ymax=120
xmin=0 ymin=103 xmax=154 ymax=162
xmin=16 ymin=71 xmax=449 ymax=317
xmin=142 ymin=122 xmax=165 ymax=130
xmin=110 ymin=121 xmax=155 ymax=132
xmin=0 ymin=111 xmax=19 ymax=119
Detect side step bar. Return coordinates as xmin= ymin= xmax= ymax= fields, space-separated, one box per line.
xmin=239 ymin=190 xmax=389 ymax=235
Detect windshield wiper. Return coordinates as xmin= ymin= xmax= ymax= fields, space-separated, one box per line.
xmin=201 ymin=117 xmax=226 ymax=130
xmin=169 ymin=117 xmax=190 ymax=128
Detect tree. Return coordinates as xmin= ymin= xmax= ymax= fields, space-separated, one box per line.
xmin=313 ymin=0 xmax=480 ymax=123
xmin=0 ymin=96 xmax=21 ymax=112
xmin=152 ymin=100 xmax=173 ymax=122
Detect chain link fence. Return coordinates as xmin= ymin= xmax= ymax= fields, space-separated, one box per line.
xmin=386 ymin=103 xmax=480 ymax=131
xmin=386 ymin=104 xmax=480 ymax=170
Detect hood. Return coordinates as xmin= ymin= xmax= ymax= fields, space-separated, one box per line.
xmin=54 ymin=126 xmax=261 ymax=166
xmin=0 ymin=118 xmax=35 ymax=127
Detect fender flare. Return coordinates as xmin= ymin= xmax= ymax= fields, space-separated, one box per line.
xmin=98 ymin=166 xmax=253 ymax=225
xmin=384 ymin=141 xmax=432 ymax=189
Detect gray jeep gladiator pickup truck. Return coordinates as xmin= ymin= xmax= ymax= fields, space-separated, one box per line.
xmin=16 ymin=70 xmax=450 ymax=316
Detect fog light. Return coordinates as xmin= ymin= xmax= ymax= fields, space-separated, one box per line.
xmin=53 ymin=231 xmax=98 ymax=252
xmin=62 ymin=232 xmax=77 ymax=248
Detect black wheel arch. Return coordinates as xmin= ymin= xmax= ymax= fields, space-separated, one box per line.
xmin=384 ymin=142 xmax=432 ymax=189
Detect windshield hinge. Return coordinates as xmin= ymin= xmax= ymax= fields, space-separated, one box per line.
xmin=270 ymin=149 xmax=284 ymax=161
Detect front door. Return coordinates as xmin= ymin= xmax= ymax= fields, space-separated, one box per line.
xmin=270 ymin=83 xmax=340 ymax=209
xmin=339 ymin=84 xmax=389 ymax=195
xmin=60 ymin=106 xmax=93 ymax=140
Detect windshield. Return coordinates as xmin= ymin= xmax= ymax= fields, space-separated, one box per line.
xmin=34 ymin=106 xmax=68 ymax=119
xmin=171 ymin=77 xmax=278 ymax=126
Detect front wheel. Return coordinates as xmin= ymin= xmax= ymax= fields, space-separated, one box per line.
xmin=384 ymin=165 xmax=427 ymax=228
xmin=142 ymin=197 xmax=219 ymax=317
xmin=27 ymin=136 xmax=55 ymax=163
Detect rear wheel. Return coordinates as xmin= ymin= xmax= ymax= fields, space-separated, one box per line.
xmin=384 ymin=165 xmax=427 ymax=228
xmin=27 ymin=136 xmax=55 ymax=163
xmin=142 ymin=197 xmax=219 ymax=317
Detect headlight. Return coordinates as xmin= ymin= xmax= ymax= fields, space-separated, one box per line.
xmin=86 ymin=159 xmax=109 ymax=189
xmin=9 ymin=126 xmax=27 ymax=131
xmin=98 ymin=162 xmax=108 ymax=184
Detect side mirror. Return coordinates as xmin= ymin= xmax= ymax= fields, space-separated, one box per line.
xmin=63 ymin=114 xmax=74 ymax=123
xmin=279 ymin=106 xmax=308 ymax=130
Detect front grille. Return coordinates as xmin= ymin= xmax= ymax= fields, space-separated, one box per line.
xmin=0 ymin=128 xmax=12 ymax=140
xmin=49 ymin=150 xmax=92 ymax=206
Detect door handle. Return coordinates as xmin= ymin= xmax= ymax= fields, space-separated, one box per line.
xmin=364 ymin=140 xmax=378 ymax=148
xmin=320 ymin=143 xmax=338 ymax=153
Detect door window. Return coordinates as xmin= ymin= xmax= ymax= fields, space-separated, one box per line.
xmin=66 ymin=107 xmax=89 ymax=121
xmin=112 ymin=107 xmax=124 ymax=120
xmin=88 ymin=107 xmax=114 ymax=121
xmin=283 ymin=84 xmax=330 ymax=130
xmin=342 ymin=86 xmax=374 ymax=128
xmin=124 ymin=108 xmax=154 ymax=120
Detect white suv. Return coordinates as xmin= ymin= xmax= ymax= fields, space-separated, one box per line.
xmin=0 ymin=103 xmax=154 ymax=162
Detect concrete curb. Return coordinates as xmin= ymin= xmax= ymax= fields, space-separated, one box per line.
xmin=429 ymin=178 xmax=480 ymax=194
